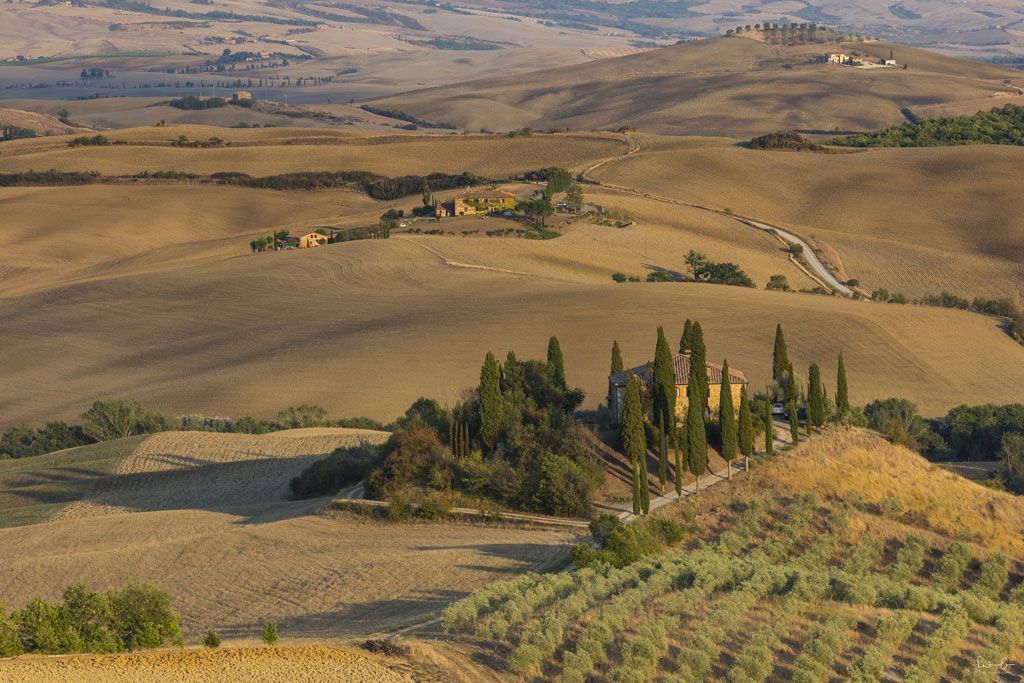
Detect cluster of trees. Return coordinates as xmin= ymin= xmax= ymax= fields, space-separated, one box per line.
xmin=1 ymin=127 xmax=37 ymax=141
xmin=231 ymin=169 xmax=482 ymax=201
xmin=685 ymin=250 xmax=755 ymax=288
xmin=748 ymin=131 xmax=824 ymax=152
xmin=0 ymin=583 xmax=181 ymax=656
xmin=0 ymin=398 xmax=388 ymax=461
xmin=68 ymin=135 xmax=110 ymax=147
xmin=364 ymin=340 xmax=601 ymax=516
xmin=571 ymin=512 xmax=683 ymax=568
xmin=360 ymin=106 xmax=457 ymax=130
xmin=831 ymin=104 xmax=1024 ymax=147
xmin=288 ymin=442 xmax=377 ymax=499
xmin=0 ymin=170 xmax=99 ymax=187
xmin=165 ymin=95 xmax=228 ymax=110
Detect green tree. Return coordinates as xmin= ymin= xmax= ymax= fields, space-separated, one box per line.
xmin=610 ymin=340 xmax=624 ymax=374
xmin=547 ymin=336 xmax=566 ymax=388
xmin=80 ymin=399 xmax=151 ymax=441
xmin=652 ymin=326 xmax=677 ymax=484
xmin=0 ymin=606 xmax=21 ymax=658
xmin=679 ymin=319 xmax=693 ymax=354
xmin=688 ymin=321 xmax=709 ymax=415
xmin=789 ymin=400 xmax=800 ymax=445
xmin=807 ymin=363 xmax=825 ymax=428
xmin=658 ymin=423 xmax=668 ymax=488
xmin=686 ymin=383 xmax=708 ymax=491
xmin=786 ymin=363 xmax=798 ymax=404
xmin=738 ymin=386 xmax=753 ymax=470
xmin=422 ymin=178 xmax=433 ymax=208
xmin=718 ymin=360 xmax=737 ymax=479
xmin=622 ymin=374 xmax=646 ymax=516
xmin=773 ymin=323 xmax=790 ymax=380
xmin=478 ymin=352 xmax=504 ymax=449
xmin=836 ymin=352 xmax=850 ymax=416
xmin=763 ymin=395 xmax=774 ymax=457
xmin=203 ymin=630 xmax=221 ymax=648
xmin=262 ymin=620 xmax=278 ymax=645
xmin=673 ymin=427 xmax=684 ymax=497
xmin=564 ymin=182 xmax=584 ymax=213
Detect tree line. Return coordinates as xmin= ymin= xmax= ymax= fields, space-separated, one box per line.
xmin=831 ymin=104 xmax=1024 ymax=147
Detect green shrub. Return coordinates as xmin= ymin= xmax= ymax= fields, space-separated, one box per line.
xmin=289 ymin=442 xmax=377 ymax=499
xmin=973 ymin=553 xmax=1009 ymax=599
xmin=203 ymin=629 xmax=221 ymax=648
xmin=261 ymin=620 xmax=278 ymax=645
xmin=387 ymin=492 xmax=414 ymax=521
xmin=0 ymin=606 xmax=22 ymax=658
xmin=931 ymin=542 xmax=971 ymax=592
xmin=886 ymin=535 xmax=929 ymax=583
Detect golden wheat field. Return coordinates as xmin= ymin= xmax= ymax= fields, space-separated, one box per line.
xmin=0 ymin=644 xmax=412 ymax=682
xmin=591 ymin=140 xmax=1024 ymax=305
xmin=371 ymin=37 xmax=1021 ymax=136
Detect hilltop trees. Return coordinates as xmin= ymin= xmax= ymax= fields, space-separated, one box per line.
xmin=773 ymin=324 xmax=790 ymax=380
xmin=479 ymin=352 xmax=504 ymax=449
xmin=719 ymin=360 xmax=737 ymax=479
xmin=622 ymin=374 xmax=649 ymax=515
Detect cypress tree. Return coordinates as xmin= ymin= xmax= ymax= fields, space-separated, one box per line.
xmin=673 ymin=428 xmax=683 ymax=497
xmin=688 ymin=321 xmax=709 ymax=416
xmin=786 ymin=363 xmax=797 ymax=404
xmin=652 ymin=326 xmax=676 ymax=481
xmin=686 ymin=383 xmax=708 ymax=492
xmin=836 ymin=352 xmax=850 ymax=416
xmin=763 ymin=393 xmax=774 ymax=457
xmin=789 ymin=400 xmax=799 ymax=445
xmin=658 ymin=421 xmax=668 ymax=488
xmin=610 ymin=340 xmax=624 ymax=374
xmin=640 ymin=449 xmax=650 ymax=514
xmin=463 ymin=420 xmax=470 ymax=455
xmin=479 ymin=352 xmax=504 ymax=449
xmin=807 ymin=363 xmax=824 ymax=428
xmin=547 ymin=336 xmax=566 ymax=388
xmin=738 ymin=386 xmax=753 ymax=470
xmin=679 ymin=319 xmax=694 ymax=354
xmin=718 ymin=359 xmax=737 ymax=479
xmin=622 ymin=374 xmax=646 ymax=516
xmin=773 ymin=323 xmax=789 ymax=380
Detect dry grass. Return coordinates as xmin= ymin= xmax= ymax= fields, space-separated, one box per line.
xmin=54 ymin=429 xmax=389 ymax=520
xmin=592 ymin=140 xmax=1024 ymax=305
xmin=759 ymin=429 xmax=1024 ymax=555
xmin=0 ymin=107 xmax=91 ymax=135
xmin=0 ymin=644 xmax=411 ymax=682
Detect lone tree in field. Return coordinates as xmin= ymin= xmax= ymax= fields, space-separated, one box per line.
xmin=610 ymin=340 xmax=624 ymax=374
xmin=719 ymin=359 xmax=737 ymax=479
xmin=622 ymin=374 xmax=646 ymax=515
xmin=773 ymin=323 xmax=790 ymax=380
xmin=763 ymin=392 xmax=774 ymax=457
xmin=262 ymin=620 xmax=278 ymax=645
xmin=653 ymin=326 xmax=677 ymax=486
xmin=547 ymin=336 xmax=566 ymax=388
xmin=738 ymin=386 xmax=753 ymax=470
xmin=688 ymin=322 xmax=709 ymax=415
xmin=807 ymin=363 xmax=825 ymax=429
xmin=686 ymin=383 xmax=708 ymax=491
xmin=679 ymin=319 xmax=694 ymax=354
xmin=789 ymin=399 xmax=800 ymax=445
xmin=836 ymin=352 xmax=850 ymax=416
xmin=479 ymin=352 xmax=504 ymax=449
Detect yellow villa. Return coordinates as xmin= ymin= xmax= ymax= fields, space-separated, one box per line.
xmin=435 ymin=190 xmax=516 ymax=218
xmin=608 ymin=352 xmax=747 ymax=423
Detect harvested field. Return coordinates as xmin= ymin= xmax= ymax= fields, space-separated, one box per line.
xmin=0 ymin=645 xmax=411 ymax=682
xmin=55 ymin=429 xmax=389 ymax=519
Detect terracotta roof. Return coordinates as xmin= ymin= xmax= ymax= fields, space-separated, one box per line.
xmin=609 ymin=353 xmax=747 ymax=388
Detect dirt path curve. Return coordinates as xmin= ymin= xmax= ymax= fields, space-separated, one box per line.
xmin=578 ymin=139 xmax=855 ymax=297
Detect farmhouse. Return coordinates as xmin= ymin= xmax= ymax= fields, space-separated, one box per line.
xmin=232 ymin=90 xmax=252 ymax=102
xmin=435 ymin=190 xmax=516 ymax=218
xmin=608 ymin=352 xmax=748 ymax=423
xmin=825 ymin=53 xmax=848 ymax=64
xmin=284 ymin=231 xmax=328 ymax=248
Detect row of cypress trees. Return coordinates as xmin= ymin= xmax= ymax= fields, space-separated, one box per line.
xmin=618 ymin=322 xmax=851 ymax=515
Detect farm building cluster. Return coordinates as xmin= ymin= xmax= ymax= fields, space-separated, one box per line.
xmin=435 ymin=190 xmax=517 ymax=218
xmin=822 ymin=50 xmax=900 ymax=68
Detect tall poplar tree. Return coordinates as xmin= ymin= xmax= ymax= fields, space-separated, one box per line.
xmin=764 ymin=396 xmax=774 ymax=457
xmin=547 ymin=336 xmax=566 ymax=388
xmin=718 ymin=360 xmax=737 ymax=479
xmin=686 ymin=382 xmax=708 ymax=492
xmin=688 ymin=321 xmax=709 ymax=416
xmin=807 ymin=363 xmax=824 ymax=429
xmin=836 ymin=352 xmax=850 ymax=416
xmin=738 ymin=386 xmax=753 ymax=470
xmin=673 ymin=429 xmax=683 ymax=497
xmin=658 ymin=424 xmax=668 ymax=488
xmin=773 ymin=323 xmax=790 ymax=380
xmin=479 ymin=352 xmax=504 ymax=449
xmin=610 ymin=341 xmax=624 ymax=374
xmin=786 ymin=363 xmax=798 ymax=405
xmin=622 ymin=374 xmax=646 ymax=516
xmin=679 ymin=319 xmax=694 ymax=354
xmin=789 ymin=400 xmax=799 ymax=445
xmin=652 ymin=326 xmax=676 ymax=487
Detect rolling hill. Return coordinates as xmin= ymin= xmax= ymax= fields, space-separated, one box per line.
xmin=369 ymin=37 xmax=1023 ymax=137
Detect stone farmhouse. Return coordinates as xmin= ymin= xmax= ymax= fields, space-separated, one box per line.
xmin=608 ymin=352 xmax=748 ymax=423
xmin=435 ymin=190 xmax=516 ymax=218
xmin=284 ymin=231 xmax=328 ymax=249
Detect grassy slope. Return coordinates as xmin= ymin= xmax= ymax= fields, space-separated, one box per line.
xmin=371 ymin=37 xmax=1021 ymax=136
xmin=591 ymin=140 xmax=1024 ymax=305
xmin=0 ymin=436 xmax=144 ymax=528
